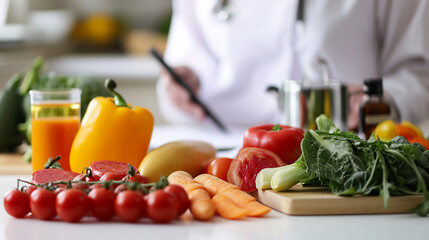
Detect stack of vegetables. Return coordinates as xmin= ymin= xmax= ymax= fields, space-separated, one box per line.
xmin=256 ymin=115 xmax=429 ymax=216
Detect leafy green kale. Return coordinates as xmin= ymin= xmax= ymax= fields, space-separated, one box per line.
xmin=299 ymin=114 xmax=429 ymax=216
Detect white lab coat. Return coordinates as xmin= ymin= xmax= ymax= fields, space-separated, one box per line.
xmin=157 ymin=0 xmax=429 ymax=127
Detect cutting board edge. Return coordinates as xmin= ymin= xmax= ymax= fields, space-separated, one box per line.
xmin=256 ymin=189 xmax=425 ymax=215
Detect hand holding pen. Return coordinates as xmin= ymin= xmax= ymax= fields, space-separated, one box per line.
xmin=150 ymin=48 xmax=228 ymax=132
xmin=160 ymin=66 xmax=205 ymax=120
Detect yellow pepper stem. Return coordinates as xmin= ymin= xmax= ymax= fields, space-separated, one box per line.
xmin=105 ymin=79 xmax=129 ymax=108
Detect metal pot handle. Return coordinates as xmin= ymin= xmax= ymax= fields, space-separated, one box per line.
xmin=266 ymin=85 xmax=279 ymax=94
xmin=318 ymin=58 xmax=332 ymax=86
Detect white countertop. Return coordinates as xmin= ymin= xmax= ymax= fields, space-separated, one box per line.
xmin=1 ymin=174 xmax=429 ymax=240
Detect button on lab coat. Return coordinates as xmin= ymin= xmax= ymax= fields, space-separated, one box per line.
xmin=157 ymin=0 xmax=429 ymax=127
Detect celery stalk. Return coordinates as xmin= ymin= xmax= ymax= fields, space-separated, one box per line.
xmin=256 ymin=167 xmax=285 ymax=190
xmin=271 ymin=164 xmax=310 ymax=191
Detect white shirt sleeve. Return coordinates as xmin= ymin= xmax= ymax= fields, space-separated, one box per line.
xmin=156 ymin=0 xmax=218 ymax=124
xmin=378 ymin=0 xmax=429 ymax=124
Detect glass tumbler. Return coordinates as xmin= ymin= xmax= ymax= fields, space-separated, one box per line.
xmin=30 ymin=89 xmax=81 ymax=172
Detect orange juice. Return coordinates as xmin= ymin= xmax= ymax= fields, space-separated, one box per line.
xmin=31 ymin=103 xmax=80 ymax=171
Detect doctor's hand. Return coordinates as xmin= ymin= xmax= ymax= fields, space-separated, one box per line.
xmin=160 ymin=66 xmax=205 ymax=120
xmin=348 ymin=85 xmax=365 ymax=132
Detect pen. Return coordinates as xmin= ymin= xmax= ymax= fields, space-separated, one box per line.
xmin=150 ymin=48 xmax=229 ymax=133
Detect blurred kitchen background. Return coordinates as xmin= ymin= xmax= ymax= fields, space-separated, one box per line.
xmin=0 ymin=0 xmax=172 ymax=124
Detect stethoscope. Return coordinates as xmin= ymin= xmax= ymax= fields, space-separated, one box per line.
xmin=213 ymin=0 xmax=233 ymax=21
xmin=213 ymin=0 xmax=305 ymax=22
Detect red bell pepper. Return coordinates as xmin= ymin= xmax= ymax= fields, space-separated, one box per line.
xmin=243 ymin=124 xmax=305 ymax=165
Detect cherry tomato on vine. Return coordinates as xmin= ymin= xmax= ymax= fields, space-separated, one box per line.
xmin=128 ymin=174 xmax=149 ymax=184
xmin=100 ymin=172 xmax=123 ymax=181
xmin=3 ymin=189 xmax=30 ymax=218
xmin=114 ymin=190 xmax=145 ymax=222
xmin=100 ymin=172 xmax=123 ymax=189
xmin=25 ymin=185 xmax=37 ymax=195
xmin=54 ymin=187 xmax=66 ymax=195
xmin=207 ymin=157 xmax=234 ymax=181
xmin=56 ymin=189 xmax=89 ymax=222
xmin=88 ymin=188 xmax=116 ymax=221
xmin=146 ymin=189 xmax=179 ymax=223
xmin=30 ymin=188 xmax=57 ymax=220
xmin=113 ymin=184 xmax=128 ymax=194
xmin=72 ymin=174 xmax=90 ymax=191
xmin=163 ymin=184 xmax=189 ymax=216
xmin=85 ymin=175 xmax=100 ymax=182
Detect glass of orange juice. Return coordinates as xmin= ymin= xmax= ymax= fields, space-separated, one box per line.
xmin=29 ymin=89 xmax=81 ymax=172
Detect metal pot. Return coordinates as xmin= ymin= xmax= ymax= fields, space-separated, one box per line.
xmin=268 ymin=79 xmax=349 ymax=131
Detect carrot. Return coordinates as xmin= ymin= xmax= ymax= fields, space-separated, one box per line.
xmin=244 ymin=201 xmax=271 ymax=217
xmin=194 ymin=174 xmax=271 ymax=217
xmin=168 ymin=171 xmax=215 ymax=221
xmin=194 ymin=174 xmax=239 ymax=196
xmin=212 ymin=193 xmax=247 ymax=220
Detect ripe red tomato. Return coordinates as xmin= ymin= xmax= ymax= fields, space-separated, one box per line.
xmin=100 ymin=172 xmax=123 ymax=189
xmin=128 ymin=174 xmax=149 ymax=184
xmin=56 ymin=189 xmax=89 ymax=222
xmin=113 ymin=184 xmax=128 ymax=194
xmin=114 ymin=190 xmax=145 ymax=222
xmin=163 ymin=184 xmax=189 ymax=216
xmin=3 ymin=189 xmax=30 ymax=218
xmin=54 ymin=186 xmax=66 ymax=195
xmin=30 ymin=188 xmax=57 ymax=220
xmin=227 ymin=147 xmax=285 ymax=192
xmin=72 ymin=174 xmax=90 ymax=191
xmin=207 ymin=157 xmax=233 ymax=181
xmin=100 ymin=172 xmax=123 ymax=181
xmin=25 ymin=185 xmax=37 ymax=195
xmin=88 ymin=188 xmax=116 ymax=221
xmin=146 ymin=190 xmax=179 ymax=223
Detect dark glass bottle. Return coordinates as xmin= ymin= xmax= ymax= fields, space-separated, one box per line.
xmin=359 ymin=78 xmax=399 ymax=139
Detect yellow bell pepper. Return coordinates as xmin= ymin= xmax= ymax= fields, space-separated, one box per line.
xmin=69 ymin=79 xmax=154 ymax=173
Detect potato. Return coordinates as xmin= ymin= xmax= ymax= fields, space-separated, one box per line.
xmin=139 ymin=140 xmax=216 ymax=182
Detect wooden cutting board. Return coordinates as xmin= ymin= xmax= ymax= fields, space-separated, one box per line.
xmin=254 ymin=184 xmax=424 ymax=215
xmin=0 ymin=153 xmax=32 ymax=175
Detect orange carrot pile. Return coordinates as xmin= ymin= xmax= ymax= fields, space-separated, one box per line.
xmin=167 ymin=171 xmax=216 ymax=221
xmin=194 ymin=174 xmax=271 ymax=219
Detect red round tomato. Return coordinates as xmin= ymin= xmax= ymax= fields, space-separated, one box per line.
xmin=146 ymin=190 xmax=179 ymax=223
xmin=54 ymin=186 xmax=66 ymax=195
xmin=100 ymin=172 xmax=123 ymax=189
xmin=30 ymin=188 xmax=57 ymax=220
xmin=71 ymin=174 xmax=90 ymax=191
xmin=100 ymin=172 xmax=123 ymax=181
xmin=88 ymin=188 xmax=116 ymax=221
xmin=163 ymin=184 xmax=189 ymax=216
xmin=113 ymin=184 xmax=128 ymax=194
xmin=207 ymin=157 xmax=233 ymax=181
xmin=25 ymin=185 xmax=37 ymax=195
xmin=128 ymin=174 xmax=149 ymax=184
xmin=3 ymin=189 xmax=30 ymax=218
xmin=56 ymin=189 xmax=89 ymax=222
xmin=227 ymin=147 xmax=285 ymax=192
xmin=114 ymin=190 xmax=145 ymax=222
